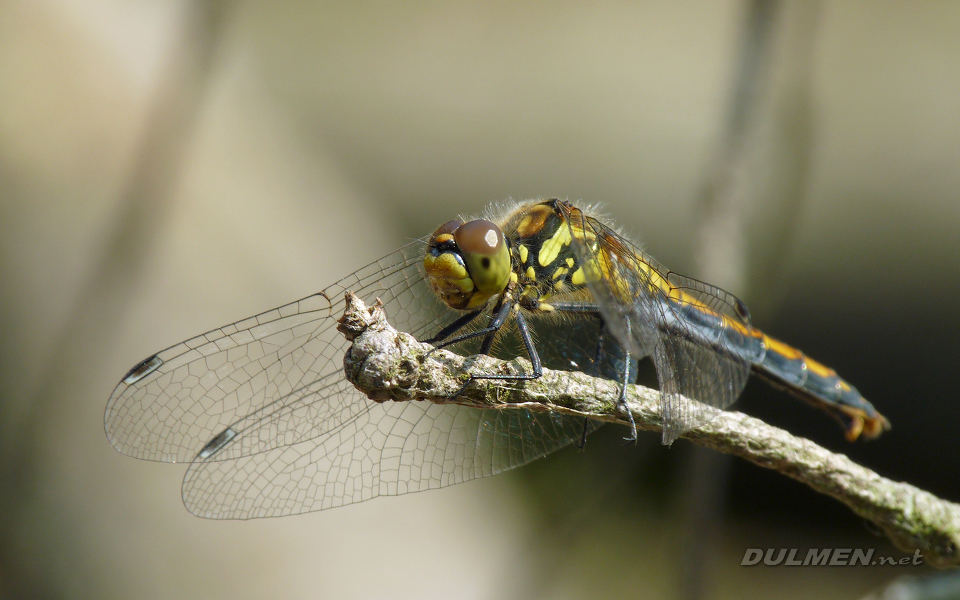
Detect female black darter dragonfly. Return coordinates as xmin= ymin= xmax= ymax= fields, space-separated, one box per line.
xmin=106 ymin=199 xmax=888 ymax=519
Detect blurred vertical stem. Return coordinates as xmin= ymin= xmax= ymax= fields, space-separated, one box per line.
xmin=0 ymin=2 xmax=232 ymax=597
xmin=680 ymin=2 xmax=822 ymax=599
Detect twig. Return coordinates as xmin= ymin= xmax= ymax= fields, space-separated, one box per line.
xmin=338 ymin=292 xmax=960 ymax=568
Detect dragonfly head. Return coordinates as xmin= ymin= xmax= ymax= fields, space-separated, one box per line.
xmin=424 ymin=218 xmax=511 ymax=310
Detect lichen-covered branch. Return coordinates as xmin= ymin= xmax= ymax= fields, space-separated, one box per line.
xmin=337 ymin=292 xmax=960 ymax=568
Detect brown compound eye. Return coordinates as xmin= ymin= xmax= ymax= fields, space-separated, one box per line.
xmin=454 ymin=219 xmax=511 ymax=295
xmin=453 ymin=220 xmax=503 ymax=256
xmin=430 ymin=218 xmax=463 ymax=245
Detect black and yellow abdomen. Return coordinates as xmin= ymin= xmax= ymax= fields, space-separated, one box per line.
xmin=423 ymin=198 xmax=889 ymax=442
xmin=499 ymin=199 xmax=889 ymax=441
xmin=750 ymin=333 xmax=889 ymax=440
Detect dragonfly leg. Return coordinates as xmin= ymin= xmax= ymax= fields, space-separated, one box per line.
xmin=551 ymin=301 xmax=637 ymax=442
xmin=421 ymin=308 xmax=483 ymax=344
xmin=479 ymin=320 xmax=498 ymax=355
xmin=550 ymin=302 xmax=616 ymax=448
xmin=427 ymin=300 xmax=509 ymax=355
xmin=463 ymin=309 xmax=542 ymax=380
xmin=548 ymin=302 xmax=600 ymax=314
xmin=578 ymin=313 xmax=606 ymax=449
xmin=620 ymin=318 xmax=637 ymax=444
xmin=451 ymin=307 xmax=543 ymax=397
xmin=619 ymin=350 xmax=637 ymax=444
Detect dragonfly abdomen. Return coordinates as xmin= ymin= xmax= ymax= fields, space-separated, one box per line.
xmin=751 ymin=333 xmax=890 ymax=441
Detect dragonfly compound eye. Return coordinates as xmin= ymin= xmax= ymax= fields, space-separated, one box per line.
xmin=423 ymin=218 xmax=510 ymax=310
xmin=454 ymin=219 xmax=511 ymax=296
xmin=430 ymin=218 xmax=463 ymax=242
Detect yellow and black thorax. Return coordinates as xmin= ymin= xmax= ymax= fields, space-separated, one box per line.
xmin=499 ymin=199 xmax=591 ymax=307
xmin=423 ymin=199 xmax=589 ymax=312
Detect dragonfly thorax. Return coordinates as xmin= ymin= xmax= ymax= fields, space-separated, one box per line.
xmin=424 ymin=218 xmax=512 ymax=310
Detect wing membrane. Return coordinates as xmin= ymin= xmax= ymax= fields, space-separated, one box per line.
xmin=107 ymin=237 xmax=599 ymax=517
xmin=559 ymin=203 xmax=754 ymax=444
xmin=104 ymin=241 xmax=445 ymax=463
xmin=183 ymin=404 xmax=597 ymax=519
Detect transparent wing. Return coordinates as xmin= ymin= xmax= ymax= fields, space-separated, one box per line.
xmin=654 ymin=272 xmax=757 ymax=444
xmin=107 ymin=238 xmax=598 ymax=518
xmin=559 ymin=203 xmax=754 ymax=445
xmin=182 ymin=404 xmax=597 ymax=519
xmin=104 ymin=241 xmax=446 ymax=463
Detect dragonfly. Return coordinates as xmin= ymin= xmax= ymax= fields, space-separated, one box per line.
xmin=106 ymin=199 xmax=889 ymax=519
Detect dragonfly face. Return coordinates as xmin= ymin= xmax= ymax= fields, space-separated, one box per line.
xmin=423 ymin=218 xmax=512 ymax=310
xmin=105 ymin=198 xmax=889 ymax=519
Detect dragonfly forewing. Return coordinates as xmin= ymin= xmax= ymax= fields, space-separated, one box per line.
xmin=104 ymin=241 xmax=439 ymax=463
xmin=108 ymin=236 xmax=602 ymax=518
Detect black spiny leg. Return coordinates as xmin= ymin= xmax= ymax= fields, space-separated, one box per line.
xmin=421 ymin=308 xmax=483 ymax=344
xmin=620 ymin=318 xmax=637 ymax=443
xmin=550 ymin=302 xmax=604 ymax=448
xmin=550 ymin=301 xmax=637 ymax=444
xmin=548 ymin=302 xmax=601 ymax=314
xmin=479 ymin=317 xmax=498 ymax=355
xmin=428 ymin=299 xmax=546 ymax=397
xmin=430 ymin=299 xmax=511 ymax=354
xmin=464 ymin=309 xmax=542 ymax=384
xmin=448 ymin=306 xmax=544 ymax=397
xmin=575 ymin=321 xmax=605 ymax=449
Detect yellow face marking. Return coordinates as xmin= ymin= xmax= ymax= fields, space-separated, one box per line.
xmin=565 ymin=257 xmax=575 ymax=268
xmin=538 ymin=224 xmax=572 ymax=267
xmin=551 ymin=266 xmax=569 ymax=280
xmin=434 ymin=233 xmax=454 ymax=244
xmin=509 ymin=272 xmax=518 ymax=283
xmin=423 ymin=252 xmax=469 ymax=281
xmin=525 ymin=266 xmax=536 ymax=280
xmin=518 ymin=244 xmax=529 ymax=264
xmin=423 ymin=251 xmax=478 ymax=309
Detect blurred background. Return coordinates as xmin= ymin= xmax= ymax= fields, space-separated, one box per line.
xmin=1 ymin=1 xmax=958 ymax=598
